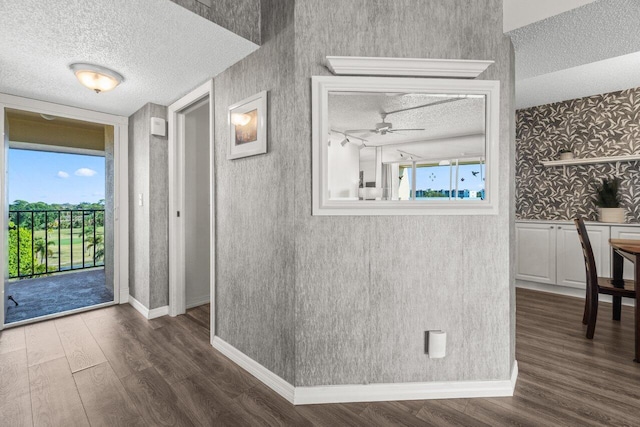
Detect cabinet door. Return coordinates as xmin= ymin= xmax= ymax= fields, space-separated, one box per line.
xmin=610 ymin=227 xmax=640 ymax=280
xmin=516 ymin=223 xmax=556 ymax=284
xmin=556 ymin=224 xmax=610 ymax=289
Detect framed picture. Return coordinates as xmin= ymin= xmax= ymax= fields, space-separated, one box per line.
xmin=227 ymin=90 xmax=267 ymax=159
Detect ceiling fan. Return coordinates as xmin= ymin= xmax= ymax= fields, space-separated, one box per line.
xmin=346 ymin=114 xmax=425 ymax=136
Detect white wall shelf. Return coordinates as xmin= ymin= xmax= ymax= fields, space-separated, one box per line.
xmin=325 ymin=56 xmax=494 ymax=78
xmin=540 ymin=154 xmax=640 ymax=167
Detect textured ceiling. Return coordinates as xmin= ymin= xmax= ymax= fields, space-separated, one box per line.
xmin=0 ymin=0 xmax=258 ymax=116
xmin=509 ymin=0 xmax=640 ymax=80
xmin=516 ymin=51 xmax=640 ymax=109
xmin=503 ymin=0 xmax=596 ymax=32
xmin=328 ymin=92 xmax=486 ymax=162
xmin=509 ymin=0 xmax=640 ymax=109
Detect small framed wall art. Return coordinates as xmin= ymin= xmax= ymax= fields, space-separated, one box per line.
xmin=227 ymin=90 xmax=268 ymax=159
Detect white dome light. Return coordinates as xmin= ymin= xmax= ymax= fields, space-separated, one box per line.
xmin=70 ymin=63 xmax=124 ymax=93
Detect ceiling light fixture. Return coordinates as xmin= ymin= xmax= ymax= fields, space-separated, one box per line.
xmin=40 ymin=114 xmax=56 ymax=121
xmin=70 ymin=63 xmax=124 ymax=93
xmin=340 ymin=137 xmax=349 ymax=147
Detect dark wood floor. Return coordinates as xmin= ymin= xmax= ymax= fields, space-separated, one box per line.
xmin=2 ymin=289 xmax=640 ymax=426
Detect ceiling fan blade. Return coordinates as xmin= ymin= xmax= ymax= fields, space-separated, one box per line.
xmin=349 ymin=132 xmax=376 ymax=139
xmin=346 ymin=129 xmax=377 ymax=133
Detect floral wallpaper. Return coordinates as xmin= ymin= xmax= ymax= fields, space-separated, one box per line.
xmin=516 ymin=87 xmax=640 ymax=223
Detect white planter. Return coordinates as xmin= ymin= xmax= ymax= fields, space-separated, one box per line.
xmin=559 ymin=152 xmax=574 ymax=161
xmin=598 ymin=207 xmax=625 ymax=223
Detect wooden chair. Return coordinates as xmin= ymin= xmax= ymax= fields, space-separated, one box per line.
xmin=574 ymin=217 xmax=636 ymax=339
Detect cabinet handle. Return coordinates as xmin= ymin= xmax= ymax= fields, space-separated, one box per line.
xmin=558 ymin=226 xmax=562 ymax=229
xmin=550 ymin=226 xmax=554 ymax=229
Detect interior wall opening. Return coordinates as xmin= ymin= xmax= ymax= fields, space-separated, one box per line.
xmin=183 ymin=99 xmax=211 ymax=310
xmin=4 ymin=108 xmax=115 ymax=325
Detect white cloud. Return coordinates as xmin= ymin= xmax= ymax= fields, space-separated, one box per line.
xmin=57 ymin=171 xmax=69 ymax=179
xmin=75 ymin=168 xmax=97 ymax=177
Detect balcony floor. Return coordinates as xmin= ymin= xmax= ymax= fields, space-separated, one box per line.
xmin=5 ymin=268 xmax=112 ymax=324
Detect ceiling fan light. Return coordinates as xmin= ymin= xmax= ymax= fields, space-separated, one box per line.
xmin=70 ymin=63 xmax=124 ymax=93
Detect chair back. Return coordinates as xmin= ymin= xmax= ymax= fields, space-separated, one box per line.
xmin=574 ymin=217 xmax=599 ymax=299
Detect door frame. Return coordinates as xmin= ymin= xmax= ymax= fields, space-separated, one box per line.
xmin=0 ymin=93 xmax=129 ymax=330
xmin=168 ymin=80 xmax=215 ymax=340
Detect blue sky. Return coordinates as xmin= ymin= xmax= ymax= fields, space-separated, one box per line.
xmin=415 ymin=163 xmax=485 ymax=192
xmin=8 ymin=149 xmax=105 ymax=204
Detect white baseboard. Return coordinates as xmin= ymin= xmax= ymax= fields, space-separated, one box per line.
xmin=186 ymin=295 xmax=211 ymax=309
xmin=211 ymin=335 xmax=517 ymax=405
xmin=211 ymin=336 xmax=295 ymax=403
xmin=128 ymin=296 xmax=169 ymax=320
xmin=295 ymin=362 xmax=518 ymax=405
xmin=516 ymin=280 xmax=634 ymax=306
xmin=148 ymin=305 xmax=169 ymax=319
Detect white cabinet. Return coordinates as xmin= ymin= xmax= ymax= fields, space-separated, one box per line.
xmin=516 ymin=223 xmax=556 ymax=284
xmin=611 ymin=226 xmax=640 ymax=280
xmin=556 ymin=224 xmax=610 ymax=289
xmin=516 ymin=221 xmax=613 ymax=289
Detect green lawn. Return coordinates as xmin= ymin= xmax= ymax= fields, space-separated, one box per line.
xmin=31 ymin=226 xmax=104 ymax=270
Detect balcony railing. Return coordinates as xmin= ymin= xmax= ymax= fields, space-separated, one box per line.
xmin=9 ymin=209 xmax=105 ymax=279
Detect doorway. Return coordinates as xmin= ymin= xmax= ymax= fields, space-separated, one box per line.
xmin=0 ymin=94 xmax=129 ymax=329
xmin=168 ymin=81 xmax=215 ymax=340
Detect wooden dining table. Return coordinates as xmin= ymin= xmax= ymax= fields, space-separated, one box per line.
xmin=609 ymin=238 xmax=640 ymax=362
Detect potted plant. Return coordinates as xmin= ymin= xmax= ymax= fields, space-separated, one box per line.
xmin=559 ymin=148 xmax=574 ymax=161
xmin=594 ymin=178 xmax=625 ymax=223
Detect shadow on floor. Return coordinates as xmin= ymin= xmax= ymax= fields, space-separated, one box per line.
xmin=5 ymin=268 xmax=112 ymax=324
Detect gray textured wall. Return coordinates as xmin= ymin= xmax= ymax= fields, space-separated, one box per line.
xmin=128 ymin=103 xmax=169 ymax=310
xmin=214 ymin=0 xmax=296 ymax=383
xmin=128 ymin=105 xmax=150 ymax=307
xmin=148 ymin=104 xmax=169 ymax=309
xmin=292 ymin=0 xmax=514 ymax=386
xmin=214 ymin=0 xmax=514 ymax=387
xmin=170 ymin=0 xmax=261 ymax=45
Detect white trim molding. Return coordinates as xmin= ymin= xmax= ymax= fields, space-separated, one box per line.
xmin=212 ymin=336 xmax=295 ymax=403
xmin=128 ymin=296 xmax=169 ymax=320
xmin=167 ymin=79 xmax=215 ymax=348
xmin=4 ymin=302 xmax=116 ymax=329
xmin=311 ymin=76 xmax=500 ymax=216
xmin=296 ymin=362 xmax=518 ymax=405
xmin=211 ymin=335 xmax=517 ymax=406
xmin=9 ymin=141 xmax=105 ymax=157
xmin=326 ymin=56 xmax=494 ymax=78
